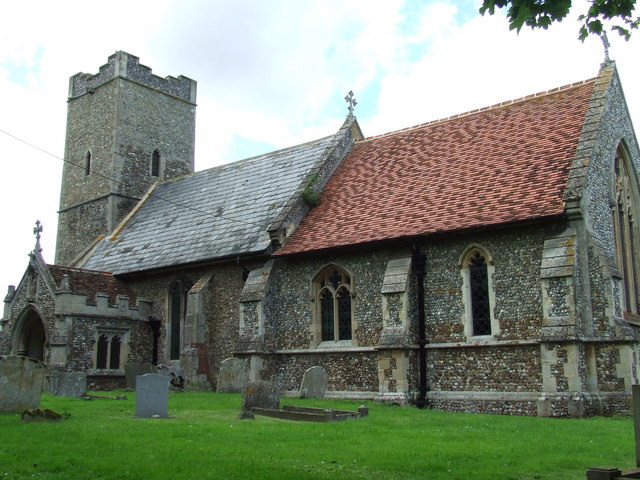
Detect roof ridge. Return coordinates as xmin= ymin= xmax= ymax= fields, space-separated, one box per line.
xmin=160 ymin=133 xmax=337 ymax=187
xmin=359 ymin=77 xmax=598 ymax=143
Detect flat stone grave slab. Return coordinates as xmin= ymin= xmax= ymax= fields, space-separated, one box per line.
xmin=251 ymin=404 xmax=369 ymax=423
xmin=300 ymin=366 xmax=328 ymax=399
xmin=0 ymin=355 xmax=45 ymax=413
xmin=135 ymin=373 xmax=170 ymax=418
xmin=217 ymin=358 xmax=248 ymax=393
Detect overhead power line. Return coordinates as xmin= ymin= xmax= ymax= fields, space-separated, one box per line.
xmin=0 ymin=127 xmax=266 ymax=228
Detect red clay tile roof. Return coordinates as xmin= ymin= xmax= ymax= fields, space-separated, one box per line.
xmin=278 ymin=79 xmax=597 ymax=256
xmin=49 ymin=265 xmax=137 ymax=304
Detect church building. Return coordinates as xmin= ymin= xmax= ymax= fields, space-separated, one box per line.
xmin=1 ymin=51 xmax=639 ymax=416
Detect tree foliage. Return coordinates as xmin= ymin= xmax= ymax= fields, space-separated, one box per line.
xmin=479 ymin=0 xmax=639 ymax=40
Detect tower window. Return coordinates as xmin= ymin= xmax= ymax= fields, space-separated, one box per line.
xmin=151 ymin=149 xmax=161 ymax=177
xmin=85 ymin=151 xmax=92 ymax=175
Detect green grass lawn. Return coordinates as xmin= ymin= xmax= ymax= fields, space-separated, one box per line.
xmin=0 ymin=392 xmax=635 ymax=480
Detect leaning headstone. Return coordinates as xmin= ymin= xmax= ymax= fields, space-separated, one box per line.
xmin=241 ymin=380 xmax=280 ymax=411
xmin=0 ymin=355 xmax=45 ymax=413
xmin=48 ymin=371 xmax=87 ymax=398
xmin=125 ymin=362 xmax=155 ymax=390
xmin=217 ymin=358 xmax=249 ymax=393
xmin=135 ymin=373 xmax=170 ymax=418
xmin=300 ymin=366 xmax=329 ymax=399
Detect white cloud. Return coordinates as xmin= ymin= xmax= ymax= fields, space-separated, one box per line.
xmin=0 ymin=0 xmax=638 ymax=296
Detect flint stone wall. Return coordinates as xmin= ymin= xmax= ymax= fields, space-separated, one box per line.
xmin=125 ymin=261 xmax=257 ymax=389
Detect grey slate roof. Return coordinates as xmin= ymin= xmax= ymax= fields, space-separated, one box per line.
xmin=83 ymin=134 xmax=339 ymax=275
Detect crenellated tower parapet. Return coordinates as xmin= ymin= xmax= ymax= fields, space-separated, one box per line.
xmin=69 ymin=51 xmax=196 ymax=103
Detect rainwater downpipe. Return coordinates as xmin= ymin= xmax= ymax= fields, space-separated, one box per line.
xmin=412 ymin=242 xmax=428 ymax=409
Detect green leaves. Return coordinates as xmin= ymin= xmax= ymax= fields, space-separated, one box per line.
xmin=479 ymin=0 xmax=639 ymax=40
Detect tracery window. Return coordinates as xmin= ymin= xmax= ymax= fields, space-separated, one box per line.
xmin=461 ymin=246 xmax=496 ymax=338
xmin=95 ymin=332 xmax=124 ymax=369
xmin=314 ymin=266 xmax=353 ymax=343
xmin=169 ymin=278 xmax=192 ymax=360
xmin=613 ymin=145 xmax=640 ymax=315
xmin=151 ymin=149 xmax=161 ymax=177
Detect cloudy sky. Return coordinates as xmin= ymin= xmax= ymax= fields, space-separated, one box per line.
xmin=0 ymin=0 xmax=638 ymax=294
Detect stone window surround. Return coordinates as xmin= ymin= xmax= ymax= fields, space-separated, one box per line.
xmin=311 ymin=264 xmax=357 ymax=348
xmin=459 ymin=244 xmax=499 ymax=341
xmin=92 ymin=327 xmax=129 ymax=371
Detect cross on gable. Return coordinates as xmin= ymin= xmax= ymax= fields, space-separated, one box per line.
xmin=600 ymin=31 xmax=611 ymax=62
xmin=345 ymin=90 xmax=357 ymax=116
xmin=33 ymin=220 xmax=43 ymax=253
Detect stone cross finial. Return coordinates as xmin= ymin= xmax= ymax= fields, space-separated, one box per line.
xmin=600 ymin=30 xmax=611 ymax=62
xmin=33 ymin=220 xmax=43 ymax=253
xmin=345 ymin=91 xmax=357 ymax=116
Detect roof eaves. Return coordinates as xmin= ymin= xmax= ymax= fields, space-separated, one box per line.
xmin=275 ymin=213 xmax=567 ymax=258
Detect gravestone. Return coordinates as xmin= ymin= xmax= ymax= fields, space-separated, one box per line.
xmin=217 ymin=358 xmax=248 ymax=393
xmin=300 ymin=366 xmax=328 ymax=399
xmin=48 ymin=371 xmax=87 ymax=397
xmin=0 ymin=355 xmax=45 ymax=413
xmin=125 ymin=362 xmax=155 ymax=390
xmin=242 ymin=380 xmax=280 ymax=411
xmin=135 ymin=373 xmax=170 ymax=418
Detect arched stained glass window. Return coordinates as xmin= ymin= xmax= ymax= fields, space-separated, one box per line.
xmin=461 ymin=246 xmax=496 ymax=338
xmin=613 ymin=145 xmax=640 ymax=315
xmin=315 ymin=267 xmax=353 ymax=342
xmin=469 ymin=253 xmax=491 ymax=336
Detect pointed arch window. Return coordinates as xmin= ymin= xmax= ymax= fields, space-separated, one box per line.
xmin=169 ymin=278 xmax=193 ymax=360
xmin=151 ymin=149 xmax=161 ymax=177
xmin=95 ymin=332 xmax=125 ymax=369
xmin=84 ymin=151 xmax=92 ymax=175
xmin=314 ymin=266 xmax=353 ymax=343
xmin=613 ymin=145 xmax=640 ymax=315
xmin=461 ymin=246 xmax=497 ymax=338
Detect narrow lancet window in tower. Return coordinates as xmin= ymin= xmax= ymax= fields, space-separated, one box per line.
xmin=84 ymin=151 xmax=91 ymax=175
xmin=151 ymin=149 xmax=161 ymax=177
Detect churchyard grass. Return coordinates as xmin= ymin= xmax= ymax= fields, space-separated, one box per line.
xmin=0 ymin=392 xmax=634 ymax=480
